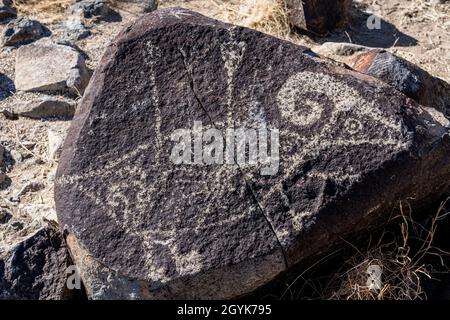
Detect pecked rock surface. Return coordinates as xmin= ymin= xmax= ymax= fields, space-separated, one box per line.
xmin=55 ymin=8 xmax=450 ymax=299
xmin=0 ymin=224 xmax=71 ymax=300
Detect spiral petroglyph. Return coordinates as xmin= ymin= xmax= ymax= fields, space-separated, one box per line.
xmin=54 ymin=8 xmax=450 ymax=299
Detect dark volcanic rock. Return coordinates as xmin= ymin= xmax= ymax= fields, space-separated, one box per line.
xmin=0 ymin=224 xmax=71 ymax=300
xmin=0 ymin=0 xmax=16 ymax=22
xmin=70 ymin=0 xmax=111 ymax=19
xmin=286 ymin=0 xmax=352 ymax=35
xmin=349 ymin=49 xmax=450 ymax=118
xmin=12 ymin=97 xmax=76 ymax=119
xmin=0 ymin=72 xmax=15 ymax=100
xmin=55 ymin=8 xmax=450 ymax=299
xmin=0 ymin=143 xmax=5 ymax=183
xmin=63 ymin=17 xmax=92 ymax=41
xmin=1 ymin=17 xmax=51 ymax=47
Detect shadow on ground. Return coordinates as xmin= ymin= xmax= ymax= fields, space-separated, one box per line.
xmin=0 ymin=73 xmax=15 ymax=101
xmin=246 ymin=197 xmax=450 ymax=301
xmin=313 ymin=4 xmax=418 ymax=48
xmin=103 ymin=9 xmax=122 ymax=23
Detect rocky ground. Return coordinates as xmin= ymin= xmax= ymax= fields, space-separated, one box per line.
xmin=0 ymin=0 xmax=449 ymax=300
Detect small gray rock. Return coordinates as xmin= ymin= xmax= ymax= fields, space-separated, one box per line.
xmin=9 ymin=149 xmax=22 ymax=163
xmin=12 ymin=98 xmax=76 ymax=119
xmin=23 ymin=204 xmax=57 ymax=222
xmin=0 ymin=207 xmax=12 ymax=224
xmin=314 ymin=42 xmax=371 ymax=57
xmin=15 ymin=39 xmax=90 ymax=95
xmin=0 ymin=73 xmax=15 ymax=101
xmin=1 ymin=17 xmax=51 ymax=47
xmin=47 ymin=128 xmax=67 ymax=161
xmin=63 ymin=17 xmax=91 ymax=41
xmin=0 ymin=0 xmax=16 ymax=22
xmin=70 ymin=0 xmax=111 ymax=19
xmin=0 ymin=73 xmax=15 ymax=102
xmin=16 ymin=181 xmax=45 ymax=198
xmin=110 ymin=0 xmax=157 ymax=14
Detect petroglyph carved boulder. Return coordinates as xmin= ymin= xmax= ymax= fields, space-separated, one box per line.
xmin=55 ymin=8 xmax=450 ymax=299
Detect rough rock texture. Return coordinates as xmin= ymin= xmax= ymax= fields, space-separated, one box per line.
xmin=12 ymin=97 xmax=76 ymax=119
xmin=0 ymin=224 xmax=71 ymax=300
xmin=1 ymin=17 xmax=51 ymax=47
xmin=70 ymin=0 xmax=111 ymax=19
xmin=111 ymin=0 xmax=158 ymax=14
xmin=314 ymin=42 xmax=371 ymax=57
xmin=55 ymin=8 xmax=450 ymax=299
xmin=63 ymin=17 xmax=91 ymax=41
xmin=0 ymin=208 xmax=12 ymax=224
xmin=0 ymin=0 xmax=16 ymax=22
xmin=349 ymin=49 xmax=450 ymax=118
xmin=0 ymin=72 xmax=15 ymax=100
xmin=47 ymin=128 xmax=67 ymax=162
xmin=0 ymin=144 xmax=4 ymax=185
xmin=286 ymin=0 xmax=352 ymax=35
xmin=15 ymin=39 xmax=90 ymax=95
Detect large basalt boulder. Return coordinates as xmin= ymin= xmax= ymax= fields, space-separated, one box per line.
xmin=55 ymin=8 xmax=450 ymax=299
xmin=0 ymin=224 xmax=72 ymax=300
xmin=285 ymin=0 xmax=352 ymax=35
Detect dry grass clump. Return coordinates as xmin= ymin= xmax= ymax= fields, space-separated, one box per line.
xmin=211 ymin=0 xmax=302 ymax=43
xmin=12 ymin=0 xmax=306 ymax=44
xmin=324 ymin=199 xmax=450 ymax=300
xmin=12 ymin=0 xmax=72 ymax=15
xmin=11 ymin=0 xmax=73 ymax=22
xmin=276 ymin=198 xmax=450 ymax=300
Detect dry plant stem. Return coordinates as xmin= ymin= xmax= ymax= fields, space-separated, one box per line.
xmin=306 ymin=198 xmax=450 ymax=300
xmin=6 ymin=123 xmax=46 ymax=163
